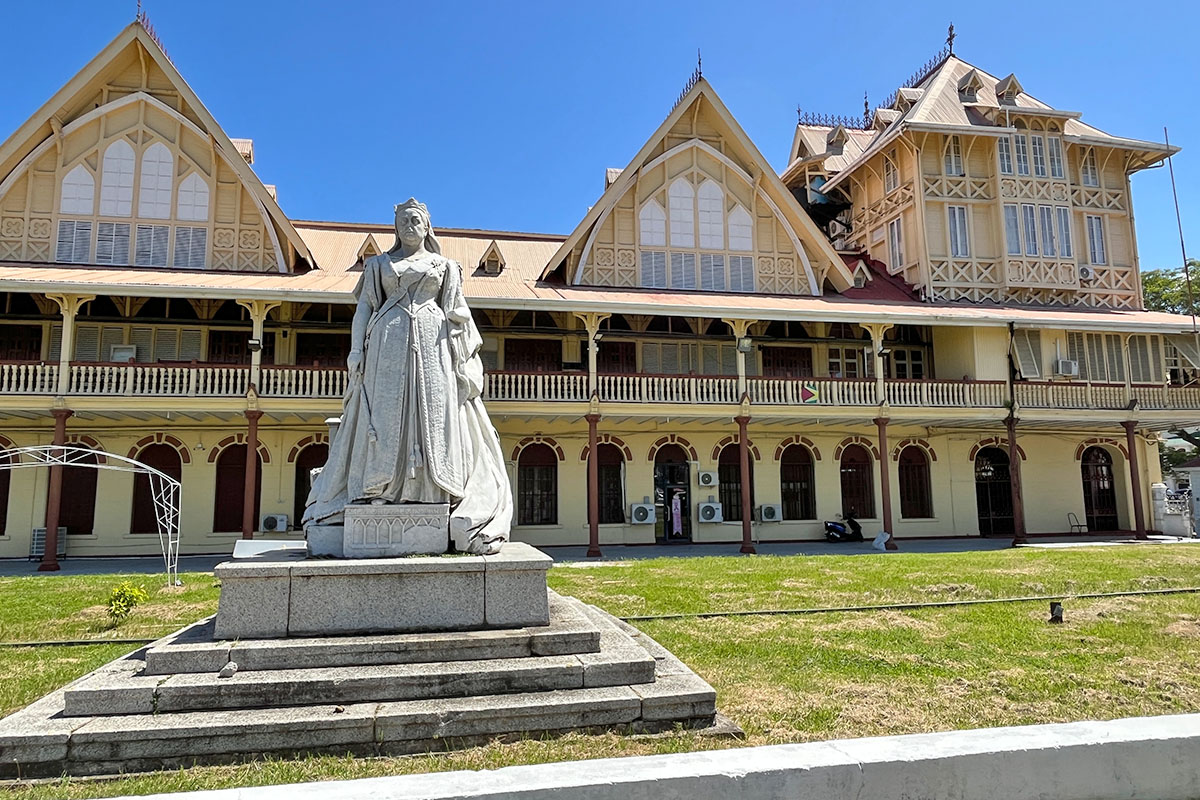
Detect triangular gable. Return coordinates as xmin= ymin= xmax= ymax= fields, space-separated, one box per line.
xmin=479 ymin=239 xmax=506 ymax=274
xmin=542 ymin=78 xmax=854 ymax=295
xmin=0 ymin=22 xmax=312 ymax=272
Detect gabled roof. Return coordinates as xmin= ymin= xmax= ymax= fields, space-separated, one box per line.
xmin=541 ymin=77 xmax=855 ymax=292
xmin=0 ymin=21 xmax=314 ymax=270
xmin=782 ymin=125 xmax=876 ymax=182
xmin=820 ymin=55 xmax=1179 ymax=193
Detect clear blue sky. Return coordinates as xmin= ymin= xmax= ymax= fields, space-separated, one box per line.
xmin=4 ymin=0 xmax=1197 ymax=270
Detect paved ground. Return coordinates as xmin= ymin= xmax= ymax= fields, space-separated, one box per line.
xmin=2 ymin=534 xmax=1193 ymax=576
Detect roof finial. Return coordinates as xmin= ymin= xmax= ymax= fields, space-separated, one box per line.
xmin=697 ymin=48 xmax=702 ymax=77
xmin=863 ymin=91 xmax=870 ymax=124
xmin=947 ymin=22 xmax=956 ymax=55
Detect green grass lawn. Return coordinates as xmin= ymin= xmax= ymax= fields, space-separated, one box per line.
xmin=3 ymin=544 xmax=1200 ymax=798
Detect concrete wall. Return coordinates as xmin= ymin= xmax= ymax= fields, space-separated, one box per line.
xmin=124 ymin=713 xmax=1200 ymax=800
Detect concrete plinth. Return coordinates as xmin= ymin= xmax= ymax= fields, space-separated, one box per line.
xmin=213 ymin=542 xmax=551 ymax=639
xmin=343 ymin=503 xmax=449 ymax=558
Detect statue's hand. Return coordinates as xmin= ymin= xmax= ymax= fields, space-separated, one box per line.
xmin=347 ymin=349 xmax=364 ymax=378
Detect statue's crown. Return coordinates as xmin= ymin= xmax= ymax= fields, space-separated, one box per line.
xmin=394 ymin=198 xmax=428 ymax=216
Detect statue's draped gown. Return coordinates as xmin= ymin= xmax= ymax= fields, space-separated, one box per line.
xmin=303 ymin=251 xmax=511 ymax=553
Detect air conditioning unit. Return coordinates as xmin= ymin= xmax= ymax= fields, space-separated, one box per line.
xmin=630 ymin=503 xmax=656 ymax=524
xmin=697 ymin=502 xmax=723 ymax=523
xmin=1078 ymin=264 xmax=1096 ymax=282
xmin=697 ymin=470 xmax=719 ymax=488
xmin=29 ymin=527 xmax=67 ymax=559
xmin=110 ymin=344 xmax=138 ymax=363
xmin=1055 ymin=359 xmax=1080 ymax=378
xmin=758 ymin=504 xmax=783 ymax=523
xmin=260 ymin=514 xmax=289 ymax=533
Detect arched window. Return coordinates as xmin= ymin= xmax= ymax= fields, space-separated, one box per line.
xmin=100 ymin=140 xmax=135 ymax=217
xmin=697 ymin=180 xmax=724 ymax=249
xmin=517 ymin=444 xmax=557 ymax=525
xmin=727 ymin=205 xmax=753 ymax=252
xmin=61 ymin=165 xmax=95 ymax=215
xmin=0 ymin=449 xmax=11 ymax=537
xmin=717 ymin=443 xmax=752 ymax=521
xmin=130 ymin=444 xmax=183 ymax=534
xmin=897 ymin=446 xmax=933 ymax=519
xmin=780 ymin=445 xmax=815 ymax=520
xmin=639 ymin=200 xmax=666 ymax=247
xmin=839 ymin=444 xmax=875 ymax=519
xmin=176 ymin=173 xmax=210 ymax=222
xmin=213 ymin=444 xmax=261 ymax=533
xmin=943 ymin=135 xmax=964 ymax=176
xmin=61 ymin=449 xmax=99 ymax=536
xmin=293 ymin=444 xmax=329 ymax=528
xmin=589 ymin=443 xmax=625 ymax=525
xmin=138 ymin=142 xmax=174 ymax=219
xmin=1080 ymin=446 xmax=1118 ymax=531
xmin=668 ymin=179 xmax=694 ymax=248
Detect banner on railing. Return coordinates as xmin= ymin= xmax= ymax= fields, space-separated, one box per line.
xmin=801 ymin=382 xmax=818 ymax=404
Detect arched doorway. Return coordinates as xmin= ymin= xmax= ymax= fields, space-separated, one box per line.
xmin=61 ymin=449 xmax=99 ymax=536
xmin=0 ymin=450 xmax=10 ymax=537
xmin=293 ymin=444 xmax=329 ymax=528
xmin=131 ymin=444 xmax=183 ymax=534
xmin=589 ymin=443 xmax=625 ymax=525
xmin=717 ymin=443 xmax=753 ymax=523
xmin=213 ymin=444 xmax=261 ymax=534
xmin=516 ymin=443 xmax=558 ymax=526
xmin=839 ymin=444 xmax=875 ymax=519
xmin=974 ymin=447 xmax=1013 ymax=536
xmin=654 ymin=443 xmax=690 ymax=543
xmin=779 ymin=444 xmax=816 ymax=520
xmin=1081 ymin=446 xmax=1119 ymax=531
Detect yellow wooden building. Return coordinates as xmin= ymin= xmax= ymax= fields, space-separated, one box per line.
xmin=0 ymin=21 xmax=1195 ymax=561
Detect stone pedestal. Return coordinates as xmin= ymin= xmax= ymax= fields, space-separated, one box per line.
xmin=213 ymin=542 xmax=552 ymax=639
xmin=344 ymin=503 xmax=449 ymax=558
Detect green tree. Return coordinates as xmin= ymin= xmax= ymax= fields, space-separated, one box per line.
xmin=1142 ymin=260 xmax=1200 ymax=315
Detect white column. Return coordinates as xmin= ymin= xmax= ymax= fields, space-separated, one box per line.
xmin=237 ymin=299 xmax=282 ymax=392
xmin=47 ymin=293 xmax=95 ymax=395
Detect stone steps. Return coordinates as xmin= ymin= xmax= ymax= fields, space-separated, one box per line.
xmin=0 ymin=594 xmax=724 ymax=777
xmin=144 ymin=592 xmax=599 ymax=675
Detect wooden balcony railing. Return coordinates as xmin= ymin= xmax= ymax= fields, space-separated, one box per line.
xmin=1 ymin=363 xmax=1198 ymax=414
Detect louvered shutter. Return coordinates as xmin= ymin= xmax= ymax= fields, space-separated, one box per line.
xmin=1128 ymin=336 xmax=1150 ymax=383
xmin=1067 ymin=331 xmax=1088 ymax=380
xmin=745 ymin=347 xmax=759 ymax=376
xmin=130 ymin=327 xmax=154 ymax=363
xmin=700 ymin=254 xmax=725 ymax=291
xmin=1012 ymin=329 xmax=1042 ymax=379
xmin=56 ymin=220 xmax=91 ymax=263
xmin=96 ymin=222 xmax=131 ymax=265
xmin=1150 ymin=336 xmax=1163 ymax=383
xmin=174 ymin=226 xmax=207 ymax=269
xmin=179 ymin=328 xmax=203 ymax=361
xmin=1167 ymin=334 xmax=1200 ymax=369
xmin=154 ymin=328 xmax=179 ymax=362
xmin=135 ymin=224 xmax=169 ymax=267
xmin=48 ymin=325 xmax=62 ymax=361
xmin=642 ymin=343 xmax=660 ymax=374
xmin=74 ymin=324 xmax=100 ymax=362
xmin=662 ymin=344 xmax=681 ymax=374
xmin=1104 ymin=334 xmax=1125 ymax=382
xmin=100 ymin=327 xmax=124 ymax=361
xmin=721 ymin=345 xmax=737 ymax=375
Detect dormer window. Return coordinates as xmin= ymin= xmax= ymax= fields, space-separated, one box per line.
xmin=826 ymin=125 xmax=848 ymax=156
xmin=995 ymin=74 xmax=1023 ymax=106
xmin=479 ymin=240 xmax=506 ymax=275
xmin=872 ymin=108 xmax=899 ymax=131
xmin=957 ymin=69 xmax=983 ymax=103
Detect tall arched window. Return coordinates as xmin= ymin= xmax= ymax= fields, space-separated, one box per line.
xmin=60 ymin=165 xmax=95 ymax=215
xmin=517 ymin=443 xmax=557 ymax=525
xmin=839 ymin=444 xmax=875 ymax=519
xmin=61 ymin=449 xmax=99 ymax=536
xmin=138 ymin=142 xmax=174 ymax=218
xmin=727 ymin=205 xmax=753 ymax=251
xmin=697 ymin=180 xmax=724 ymax=249
xmin=639 ymin=200 xmax=666 ymax=247
xmin=130 ymin=444 xmax=183 ymax=534
xmin=897 ymin=446 xmax=933 ymax=519
xmin=717 ymin=443 xmax=752 ymax=521
xmin=0 ymin=448 xmax=11 ymax=537
xmin=1080 ymin=446 xmax=1118 ymax=531
xmin=293 ymin=443 xmax=329 ymax=528
xmin=213 ymin=444 xmax=261 ymax=533
xmin=176 ymin=173 xmax=210 ymax=222
xmin=780 ymin=445 xmax=815 ymax=520
xmin=589 ymin=443 xmax=625 ymax=525
xmin=668 ymin=179 xmax=694 ymax=247
xmin=100 ymin=140 xmax=135 ymax=217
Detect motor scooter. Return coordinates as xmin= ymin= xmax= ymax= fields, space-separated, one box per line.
xmin=823 ymin=514 xmax=864 ymax=543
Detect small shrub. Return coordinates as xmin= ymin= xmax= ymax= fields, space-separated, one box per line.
xmin=107 ymin=581 xmax=150 ymax=623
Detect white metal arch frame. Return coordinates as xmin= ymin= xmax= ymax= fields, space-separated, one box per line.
xmin=0 ymin=446 xmax=181 ymax=586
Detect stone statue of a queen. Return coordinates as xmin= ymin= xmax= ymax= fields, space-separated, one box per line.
xmin=303 ymin=199 xmax=511 ymax=554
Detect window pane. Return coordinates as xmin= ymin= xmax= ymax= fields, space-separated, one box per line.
xmin=1031 ymin=135 xmax=1047 ymax=178
xmin=998 ymin=137 xmax=1013 ymax=175
xmin=176 ymin=174 xmax=210 ymax=222
xmin=668 ymin=179 xmax=694 ymax=247
xmin=138 ymin=142 xmax=174 ymax=219
xmin=727 ymin=206 xmax=753 ymax=251
xmin=1048 ymin=137 xmax=1065 ymax=179
xmin=1004 ymin=205 xmax=1021 ymax=255
xmin=639 ymin=201 xmax=666 ymax=247
xmin=1039 ymin=205 xmax=1055 ymax=256
xmin=1014 ymin=134 xmax=1030 ymax=176
xmin=99 ymin=140 xmax=135 ymax=217
xmin=1022 ymin=205 xmax=1038 ymax=256
xmin=1087 ymin=216 xmax=1106 ymax=264
xmin=1057 ymin=207 xmax=1073 ymax=258
xmin=61 ymin=165 xmax=95 ymax=215
xmin=697 ymin=180 xmax=723 ymax=249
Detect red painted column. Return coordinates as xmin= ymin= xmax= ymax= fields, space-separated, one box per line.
xmin=1007 ymin=415 xmax=1027 ymax=545
xmin=243 ymin=409 xmax=263 ymax=540
xmin=39 ymin=407 xmax=73 ymax=572
xmin=585 ymin=412 xmax=602 ymax=558
xmin=1122 ymin=420 xmax=1147 ymax=540
xmin=736 ymin=414 xmax=755 ymax=554
xmin=874 ymin=417 xmax=893 ymax=536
